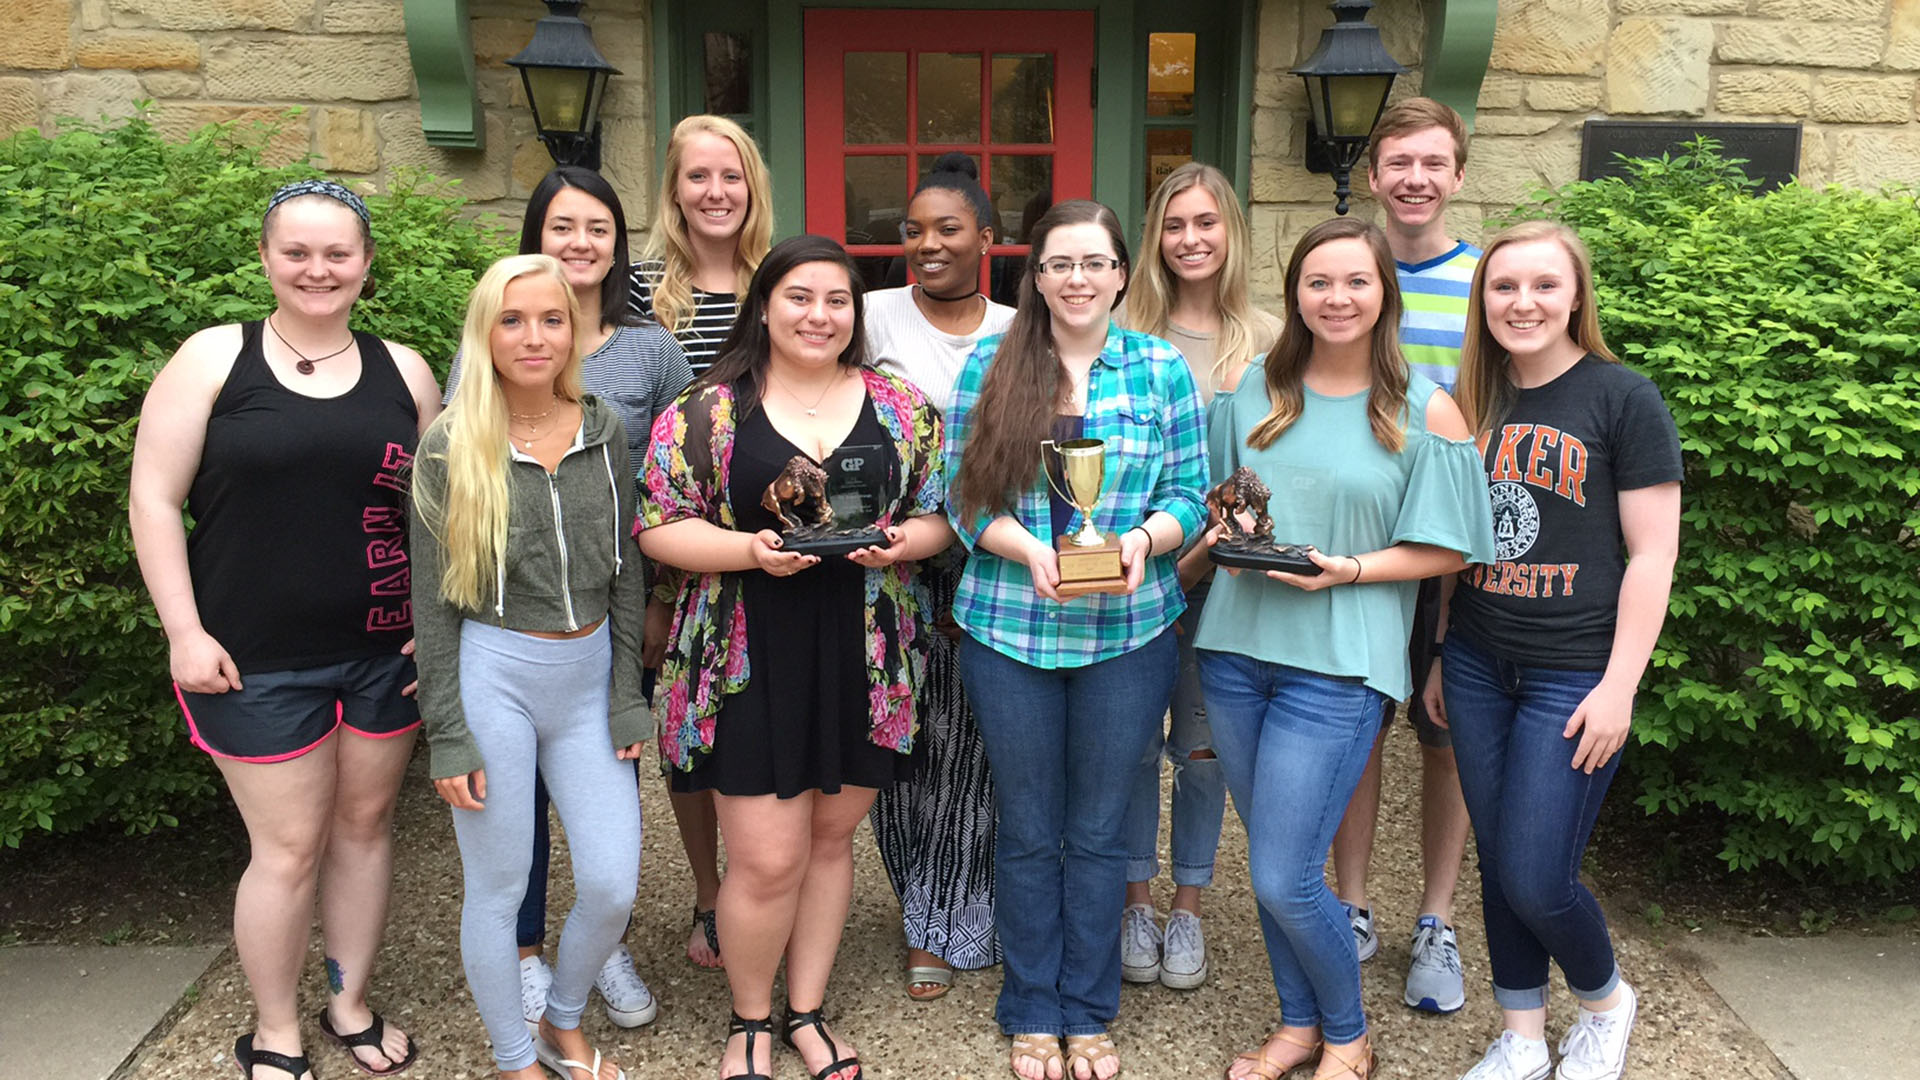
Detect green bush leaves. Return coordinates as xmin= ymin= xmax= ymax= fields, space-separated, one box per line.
xmin=0 ymin=111 xmax=509 ymax=848
xmin=1515 ymin=141 xmax=1920 ymax=882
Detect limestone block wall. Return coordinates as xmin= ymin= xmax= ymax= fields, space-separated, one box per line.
xmin=1247 ymin=0 xmax=1920 ymax=307
xmin=0 ymin=0 xmax=657 ymax=237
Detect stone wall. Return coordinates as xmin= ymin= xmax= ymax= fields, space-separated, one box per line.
xmin=6 ymin=0 xmax=1918 ymax=292
xmin=0 ymin=0 xmax=656 ymax=236
xmin=1247 ymin=0 xmax=1920 ymax=304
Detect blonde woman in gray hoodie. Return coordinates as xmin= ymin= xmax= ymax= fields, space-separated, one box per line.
xmin=410 ymin=254 xmax=649 ymax=1080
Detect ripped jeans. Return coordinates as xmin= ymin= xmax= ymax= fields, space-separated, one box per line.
xmin=1124 ymin=583 xmax=1226 ymax=888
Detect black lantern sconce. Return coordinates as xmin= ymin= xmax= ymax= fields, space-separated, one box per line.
xmin=508 ymin=0 xmax=620 ymax=170
xmin=1293 ymin=0 xmax=1407 ymax=214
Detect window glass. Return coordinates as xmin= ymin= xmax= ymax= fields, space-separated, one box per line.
xmin=845 ymin=53 xmax=907 ymax=144
xmin=703 ymin=32 xmax=752 ymax=117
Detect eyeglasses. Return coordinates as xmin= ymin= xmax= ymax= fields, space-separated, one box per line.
xmin=1035 ymin=256 xmax=1121 ymax=277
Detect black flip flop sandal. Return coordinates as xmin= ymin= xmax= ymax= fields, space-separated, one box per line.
xmin=316 ymin=1009 xmax=419 ymax=1077
xmin=235 ymin=1034 xmax=314 ymax=1080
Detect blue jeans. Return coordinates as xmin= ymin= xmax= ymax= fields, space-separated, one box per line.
xmin=1125 ymin=584 xmax=1225 ymax=887
xmin=1199 ymin=650 xmax=1385 ymax=1043
xmin=959 ymin=627 xmax=1175 ymax=1037
xmin=1442 ymin=634 xmax=1623 ymax=1011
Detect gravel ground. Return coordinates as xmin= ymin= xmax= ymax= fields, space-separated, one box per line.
xmin=124 ymin=726 xmax=1788 ymax=1080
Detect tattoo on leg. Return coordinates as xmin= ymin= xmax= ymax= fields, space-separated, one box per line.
xmin=325 ymin=956 xmax=345 ymax=995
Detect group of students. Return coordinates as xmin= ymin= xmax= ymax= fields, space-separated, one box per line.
xmin=128 ymin=97 xmax=1681 ymax=1080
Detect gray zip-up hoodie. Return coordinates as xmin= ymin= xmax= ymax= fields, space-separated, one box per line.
xmin=409 ymin=395 xmax=650 ymax=779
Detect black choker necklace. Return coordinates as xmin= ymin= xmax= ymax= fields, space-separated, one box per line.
xmin=919 ymin=284 xmax=983 ymax=304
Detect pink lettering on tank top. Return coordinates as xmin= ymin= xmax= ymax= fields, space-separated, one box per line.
xmin=366 ymin=442 xmax=413 ymax=632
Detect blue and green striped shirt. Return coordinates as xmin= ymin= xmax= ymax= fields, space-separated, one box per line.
xmin=1397 ymin=240 xmax=1481 ymax=394
xmin=946 ymin=326 xmax=1208 ymax=669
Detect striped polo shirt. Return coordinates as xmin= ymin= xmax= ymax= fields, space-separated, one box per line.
xmin=1397 ymin=240 xmax=1480 ymax=394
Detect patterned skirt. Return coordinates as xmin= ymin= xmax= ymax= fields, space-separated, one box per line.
xmin=868 ymin=561 xmax=1001 ymax=969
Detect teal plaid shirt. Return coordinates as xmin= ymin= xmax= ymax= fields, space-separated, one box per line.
xmin=947 ymin=326 xmax=1208 ymax=669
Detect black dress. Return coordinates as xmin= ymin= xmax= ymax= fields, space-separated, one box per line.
xmin=668 ymin=394 xmax=920 ymax=798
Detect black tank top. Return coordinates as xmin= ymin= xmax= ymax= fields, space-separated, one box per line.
xmin=186 ymin=322 xmax=419 ymax=673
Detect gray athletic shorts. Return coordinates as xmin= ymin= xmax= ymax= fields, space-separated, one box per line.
xmin=176 ymin=652 xmax=418 ymax=763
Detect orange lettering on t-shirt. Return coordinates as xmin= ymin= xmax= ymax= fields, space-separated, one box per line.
xmin=1490 ymin=425 xmax=1535 ymax=482
xmin=1524 ymin=425 xmax=1560 ymax=490
xmin=1496 ymin=562 xmax=1520 ymax=595
xmin=1537 ymin=563 xmax=1560 ymax=597
xmin=1559 ymin=563 xmax=1579 ymax=595
xmin=1556 ymin=435 xmax=1588 ymax=506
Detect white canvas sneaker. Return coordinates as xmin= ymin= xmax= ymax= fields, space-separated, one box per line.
xmin=1556 ymin=981 xmax=1637 ymax=1080
xmin=519 ymin=953 xmax=553 ymax=1024
xmin=1159 ymin=908 xmax=1208 ymax=989
xmin=1120 ymin=903 xmax=1162 ymax=983
xmin=1459 ymin=1031 xmax=1552 ymax=1080
xmin=594 ymin=946 xmax=659 ymax=1028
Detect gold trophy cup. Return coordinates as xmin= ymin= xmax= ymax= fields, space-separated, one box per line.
xmin=1040 ymin=437 xmax=1129 ymax=597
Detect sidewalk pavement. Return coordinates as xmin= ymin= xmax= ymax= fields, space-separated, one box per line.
xmin=3 ymin=732 xmax=1840 ymax=1079
xmin=1692 ymin=930 xmax=1920 ymax=1080
xmin=0 ymin=943 xmax=223 ymax=1080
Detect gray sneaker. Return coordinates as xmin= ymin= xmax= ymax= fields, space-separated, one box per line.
xmin=1405 ymin=914 xmax=1466 ymax=1013
xmin=1159 ymin=908 xmax=1208 ymax=989
xmin=1344 ymin=902 xmax=1379 ymax=962
xmin=1120 ymin=903 xmax=1162 ymax=983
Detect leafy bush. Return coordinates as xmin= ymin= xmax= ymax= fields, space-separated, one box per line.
xmin=1512 ymin=142 xmax=1920 ymax=882
xmin=0 ymin=111 xmax=510 ymax=848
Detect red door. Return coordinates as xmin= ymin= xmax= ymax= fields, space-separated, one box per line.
xmin=802 ymin=9 xmax=1096 ymax=301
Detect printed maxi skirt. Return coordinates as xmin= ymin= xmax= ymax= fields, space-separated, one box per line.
xmin=868 ymin=560 xmax=1001 ymax=968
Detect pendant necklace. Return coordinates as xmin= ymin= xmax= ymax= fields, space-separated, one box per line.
xmin=509 ymin=396 xmax=559 ymax=451
xmin=266 ymin=315 xmax=356 ymax=375
xmin=774 ymin=370 xmax=840 ymax=416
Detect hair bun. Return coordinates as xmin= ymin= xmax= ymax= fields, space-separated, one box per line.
xmin=929 ymin=152 xmax=979 ymax=180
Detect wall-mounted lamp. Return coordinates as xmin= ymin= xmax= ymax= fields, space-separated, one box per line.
xmin=508 ymin=0 xmax=620 ymax=170
xmin=1293 ymin=0 xmax=1406 ymax=214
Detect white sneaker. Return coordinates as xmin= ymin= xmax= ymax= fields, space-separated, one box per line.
xmin=1120 ymin=903 xmax=1162 ymax=983
xmin=519 ymin=953 xmax=552 ymax=1024
xmin=1344 ymin=902 xmax=1379 ymax=962
xmin=1460 ymin=1031 xmax=1551 ymax=1080
xmin=594 ymin=946 xmax=659 ymax=1028
xmin=1555 ymin=981 xmax=1637 ymax=1080
xmin=1159 ymin=909 xmax=1208 ymax=989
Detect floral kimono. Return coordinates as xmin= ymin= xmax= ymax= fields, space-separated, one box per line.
xmin=641 ymin=366 xmax=946 ymax=770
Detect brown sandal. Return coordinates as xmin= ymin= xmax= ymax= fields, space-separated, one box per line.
xmin=1065 ymin=1033 xmax=1119 ymax=1080
xmin=1313 ymin=1038 xmax=1373 ymax=1080
xmin=1227 ymin=1030 xmax=1321 ymax=1079
xmin=1010 ymin=1033 xmax=1063 ymax=1080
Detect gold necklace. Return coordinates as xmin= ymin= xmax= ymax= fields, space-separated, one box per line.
xmin=772 ymin=369 xmax=842 ymax=416
xmin=508 ymin=396 xmax=560 ymax=451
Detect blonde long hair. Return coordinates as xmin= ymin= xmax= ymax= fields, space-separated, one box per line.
xmin=1126 ymin=162 xmax=1263 ymax=393
xmin=1456 ymin=220 xmax=1617 ymax=436
xmin=1247 ymin=217 xmax=1409 ymax=453
xmin=416 ymin=255 xmax=586 ymax=610
xmin=643 ymin=115 xmax=773 ymax=332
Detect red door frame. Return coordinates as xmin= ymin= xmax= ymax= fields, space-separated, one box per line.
xmin=802 ymin=9 xmax=1096 ymax=283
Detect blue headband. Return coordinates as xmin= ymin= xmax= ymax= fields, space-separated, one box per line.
xmin=266 ymin=179 xmax=370 ymax=226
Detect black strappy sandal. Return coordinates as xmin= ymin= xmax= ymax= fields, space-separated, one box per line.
xmin=234 ymin=1034 xmax=314 ymax=1080
xmin=316 ymin=1008 xmax=418 ymax=1076
xmin=693 ymin=905 xmax=722 ymax=964
xmin=725 ymin=1013 xmax=776 ymax=1080
xmin=781 ymin=1003 xmax=863 ymax=1080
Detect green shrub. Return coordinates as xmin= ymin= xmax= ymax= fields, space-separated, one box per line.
xmin=1512 ymin=142 xmax=1920 ymax=882
xmin=0 ymin=111 xmax=511 ymax=848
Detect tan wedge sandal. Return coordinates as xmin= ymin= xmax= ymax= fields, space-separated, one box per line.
xmin=1010 ymin=1033 xmax=1064 ymax=1080
xmin=1065 ymin=1032 xmax=1120 ymax=1080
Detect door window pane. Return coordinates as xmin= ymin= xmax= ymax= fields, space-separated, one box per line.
xmin=704 ymin=33 xmax=751 ymax=117
xmin=1147 ymin=33 xmax=1196 ymax=118
xmin=1146 ymin=129 xmax=1195 ymax=204
xmin=845 ymin=156 xmax=909 ymax=245
xmin=918 ymin=152 xmax=983 ymax=181
xmin=918 ymin=53 xmax=982 ymax=144
xmin=845 ymin=53 xmax=907 ymax=144
xmin=991 ymin=54 xmax=1054 ymax=143
xmin=989 ymin=155 xmax=1053 ymax=244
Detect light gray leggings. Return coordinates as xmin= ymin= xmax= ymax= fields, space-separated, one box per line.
xmin=451 ymin=619 xmax=640 ymax=1072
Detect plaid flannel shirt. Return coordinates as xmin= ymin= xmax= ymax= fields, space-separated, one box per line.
xmin=946 ymin=325 xmax=1208 ymax=669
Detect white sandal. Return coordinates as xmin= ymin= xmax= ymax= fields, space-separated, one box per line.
xmin=534 ymin=1036 xmax=626 ymax=1080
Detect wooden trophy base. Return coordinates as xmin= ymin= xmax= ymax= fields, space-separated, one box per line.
xmin=1054 ymin=534 xmax=1129 ymax=598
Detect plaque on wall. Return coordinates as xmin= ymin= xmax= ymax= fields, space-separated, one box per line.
xmin=1579 ymin=121 xmax=1801 ymax=192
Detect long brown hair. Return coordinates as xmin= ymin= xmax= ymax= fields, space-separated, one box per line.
xmin=1247 ymin=217 xmax=1408 ymax=453
xmin=954 ymin=200 xmax=1130 ymax=521
xmin=1456 ymin=220 xmax=1617 ymax=436
xmin=693 ymin=234 xmax=869 ymax=417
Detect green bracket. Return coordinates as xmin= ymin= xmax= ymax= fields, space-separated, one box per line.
xmin=1423 ymin=0 xmax=1497 ymax=131
xmin=404 ymin=0 xmax=484 ymax=149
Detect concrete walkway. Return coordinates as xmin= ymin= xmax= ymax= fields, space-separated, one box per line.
xmin=1692 ymin=931 xmax=1920 ymax=1080
xmin=0 ymin=943 xmax=223 ymax=1080
xmin=3 ymin=733 xmax=1851 ymax=1079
